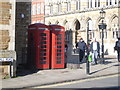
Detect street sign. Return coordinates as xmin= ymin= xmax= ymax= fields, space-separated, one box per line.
xmin=0 ymin=58 xmax=13 ymax=62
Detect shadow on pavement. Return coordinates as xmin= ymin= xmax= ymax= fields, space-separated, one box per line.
xmin=16 ymin=69 xmax=39 ymax=76
xmin=90 ymin=63 xmax=119 ymax=75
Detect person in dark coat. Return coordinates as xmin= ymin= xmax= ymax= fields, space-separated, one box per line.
xmin=76 ymin=38 xmax=87 ymax=63
xmin=114 ymin=37 xmax=120 ymax=62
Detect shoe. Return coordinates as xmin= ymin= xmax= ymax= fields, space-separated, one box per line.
xmin=91 ymin=63 xmax=96 ymax=65
xmin=80 ymin=67 xmax=82 ymax=69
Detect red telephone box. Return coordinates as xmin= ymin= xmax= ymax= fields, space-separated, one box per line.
xmin=27 ymin=23 xmax=50 ymax=69
xmin=49 ymin=25 xmax=65 ymax=69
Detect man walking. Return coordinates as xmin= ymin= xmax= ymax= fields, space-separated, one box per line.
xmin=90 ymin=38 xmax=100 ymax=65
xmin=76 ymin=38 xmax=87 ymax=63
xmin=114 ymin=37 xmax=120 ymax=62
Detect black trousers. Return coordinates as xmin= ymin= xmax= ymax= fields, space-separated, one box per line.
xmin=79 ymin=49 xmax=85 ymax=62
xmin=117 ymin=51 xmax=120 ymax=62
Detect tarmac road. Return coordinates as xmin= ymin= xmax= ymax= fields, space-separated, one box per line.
xmin=33 ymin=74 xmax=120 ymax=89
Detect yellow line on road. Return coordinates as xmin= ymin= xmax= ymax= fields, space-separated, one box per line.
xmin=33 ymin=74 xmax=119 ymax=88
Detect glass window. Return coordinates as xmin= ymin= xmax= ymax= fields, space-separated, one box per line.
xmin=113 ymin=31 xmax=115 ymax=38
xmin=98 ymin=0 xmax=100 ymax=7
xmin=41 ymin=3 xmax=44 ymax=14
xmin=95 ymin=0 xmax=97 ymax=7
xmin=76 ymin=1 xmax=80 ymax=10
xmin=115 ymin=0 xmax=117 ymax=4
xmin=40 ymin=61 xmax=46 ymax=64
xmin=57 ymin=57 xmax=62 ymax=60
xmin=32 ymin=4 xmax=36 ymax=15
xmin=116 ymin=31 xmax=118 ymax=38
xmin=110 ymin=0 xmax=112 ymax=5
xmin=40 ymin=57 xmax=46 ymax=60
xmin=57 ymin=38 xmax=62 ymax=41
xmin=41 ymin=45 xmax=46 ymax=48
xmin=57 ymin=46 xmax=62 ymax=48
xmin=67 ymin=2 xmax=71 ymax=11
xmin=57 ymin=42 xmax=62 ymax=44
xmin=41 ymin=33 xmax=46 ymax=36
xmin=58 ymin=4 xmax=62 ymax=13
xmin=56 ymin=61 xmax=62 ymax=64
xmin=41 ymin=37 xmax=46 ymax=40
xmin=88 ymin=0 xmax=89 ymax=8
xmin=57 ymin=34 xmax=62 ymax=37
xmin=40 ymin=53 xmax=46 ymax=56
xmin=57 ymin=49 xmax=62 ymax=52
xmin=41 ymin=41 xmax=46 ymax=44
xmin=90 ymin=0 xmax=92 ymax=8
xmin=57 ymin=53 xmax=62 ymax=56
xmin=50 ymin=5 xmax=53 ymax=14
xmin=37 ymin=4 xmax=40 ymax=14
xmin=106 ymin=0 xmax=108 ymax=6
xmin=40 ymin=49 xmax=46 ymax=52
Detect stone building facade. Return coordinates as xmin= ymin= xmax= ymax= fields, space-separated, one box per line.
xmin=45 ymin=0 xmax=119 ymax=55
xmin=31 ymin=0 xmax=45 ymax=23
xmin=0 ymin=0 xmax=31 ymax=78
xmin=0 ymin=0 xmax=16 ymax=78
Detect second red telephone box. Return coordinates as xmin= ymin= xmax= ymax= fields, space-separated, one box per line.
xmin=28 ymin=23 xmax=50 ymax=70
xmin=49 ymin=25 xmax=65 ymax=69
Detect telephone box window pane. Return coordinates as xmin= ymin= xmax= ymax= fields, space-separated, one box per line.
xmin=41 ymin=45 xmax=46 ymax=48
xmin=41 ymin=37 xmax=46 ymax=40
xmin=40 ymin=57 xmax=46 ymax=60
xmin=41 ymin=33 xmax=46 ymax=36
xmin=57 ymin=46 xmax=62 ymax=48
xmin=41 ymin=49 xmax=46 ymax=52
xmin=40 ymin=61 xmax=46 ymax=64
xmin=57 ymin=53 xmax=62 ymax=56
xmin=41 ymin=41 xmax=46 ymax=44
xmin=56 ymin=61 xmax=62 ymax=64
xmin=40 ymin=53 xmax=46 ymax=56
xmin=57 ymin=49 xmax=62 ymax=52
xmin=57 ymin=38 xmax=62 ymax=41
xmin=57 ymin=57 xmax=62 ymax=60
xmin=57 ymin=34 xmax=62 ymax=37
xmin=57 ymin=42 xmax=62 ymax=44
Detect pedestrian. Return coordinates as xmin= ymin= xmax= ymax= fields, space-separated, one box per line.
xmin=73 ymin=45 xmax=76 ymax=54
xmin=76 ymin=38 xmax=87 ymax=64
xmin=65 ymin=43 xmax=68 ymax=57
xmin=65 ymin=43 xmax=68 ymax=68
xmin=90 ymin=38 xmax=100 ymax=65
xmin=114 ymin=37 xmax=120 ymax=62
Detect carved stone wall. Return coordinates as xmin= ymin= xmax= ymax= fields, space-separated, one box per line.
xmin=0 ymin=30 xmax=10 ymax=50
xmin=0 ymin=1 xmax=16 ymax=78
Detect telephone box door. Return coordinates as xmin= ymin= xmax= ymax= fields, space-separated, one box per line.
xmin=37 ymin=29 xmax=50 ymax=69
xmin=50 ymin=25 xmax=65 ymax=69
xmin=28 ymin=23 xmax=50 ymax=70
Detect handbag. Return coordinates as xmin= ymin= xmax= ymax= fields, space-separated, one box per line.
xmin=88 ymin=52 xmax=92 ymax=62
xmin=88 ymin=55 xmax=92 ymax=62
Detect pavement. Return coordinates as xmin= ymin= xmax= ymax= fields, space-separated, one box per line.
xmin=1 ymin=55 xmax=120 ymax=89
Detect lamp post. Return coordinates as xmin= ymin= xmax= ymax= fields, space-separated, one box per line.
xmin=86 ymin=23 xmax=90 ymax=75
xmin=98 ymin=8 xmax=107 ymax=64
